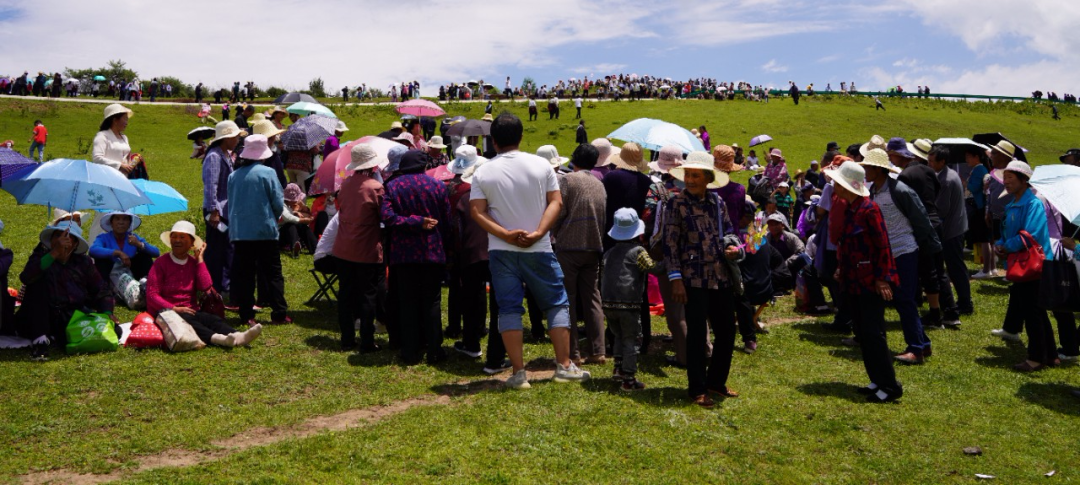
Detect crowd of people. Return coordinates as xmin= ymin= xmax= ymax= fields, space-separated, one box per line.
xmin=2 ymin=99 xmax=1079 ymax=407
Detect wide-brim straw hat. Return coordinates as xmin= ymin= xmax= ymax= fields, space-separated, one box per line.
xmin=832 ymin=161 xmax=871 ymax=197
xmin=669 ymin=151 xmax=730 ymax=189
xmin=99 ymin=210 xmax=142 ymax=232
xmin=712 ymin=145 xmax=743 ymax=173
xmin=613 ymin=142 xmax=648 ymax=172
xmin=252 ymin=120 xmax=285 ymax=138
xmin=102 ymin=103 xmax=133 ymax=123
xmin=249 ymin=113 xmax=267 ymax=124
xmin=991 ymin=140 xmax=1017 ymax=159
xmin=911 ymin=139 xmax=932 ymax=161
xmin=211 ymin=120 xmax=242 ymax=144
xmin=160 ymin=220 xmax=203 ymax=249
xmin=859 ymin=134 xmax=887 ymax=157
xmin=39 ymin=221 xmax=90 ymax=255
xmin=859 ymin=148 xmax=901 ymax=174
xmin=346 ymin=143 xmax=389 ymax=172
xmin=51 ymin=208 xmax=83 ymax=226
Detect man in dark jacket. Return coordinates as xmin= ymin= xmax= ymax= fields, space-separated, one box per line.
xmin=789 ymin=82 xmax=800 ymax=105
xmin=575 ymin=120 xmax=588 ymax=144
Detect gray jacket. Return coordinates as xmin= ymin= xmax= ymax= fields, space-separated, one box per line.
xmin=871 ymin=177 xmax=942 ymax=254
xmin=602 ymin=242 xmax=663 ymax=309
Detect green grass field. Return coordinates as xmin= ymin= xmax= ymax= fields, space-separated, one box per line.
xmin=0 ymin=95 xmax=1078 ymax=484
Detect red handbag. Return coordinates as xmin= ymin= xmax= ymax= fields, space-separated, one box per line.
xmin=126 ymin=312 xmax=164 ymax=349
xmin=1005 ymin=230 xmax=1044 ymax=283
xmin=199 ymin=288 xmax=226 ymax=319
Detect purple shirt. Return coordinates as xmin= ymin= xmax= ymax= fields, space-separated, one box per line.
xmin=380 ymin=172 xmax=452 ymax=266
xmin=711 ymin=182 xmax=746 ymax=229
xmin=322 ymin=135 xmax=340 ymax=160
xmin=202 ymin=146 xmax=233 ymax=214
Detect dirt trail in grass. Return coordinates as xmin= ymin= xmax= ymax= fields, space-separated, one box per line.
xmin=19 ymin=395 xmax=452 ymax=485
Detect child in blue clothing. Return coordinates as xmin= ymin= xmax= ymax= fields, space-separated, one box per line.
xmin=89 ymin=211 xmax=160 ymax=308
xmin=602 ymin=208 xmax=663 ymax=391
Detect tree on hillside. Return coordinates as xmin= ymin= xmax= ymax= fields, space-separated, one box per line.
xmin=307 ymin=77 xmax=326 ymax=98
xmin=521 ymin=77 xmax=537 ymax=96
xmin=63 ymin=59 xmax=138 ymax=83
xmin=154 ymin=76 xmax=194 ymax=98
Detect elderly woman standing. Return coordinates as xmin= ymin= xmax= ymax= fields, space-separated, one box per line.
xmin=664 ymin=151 xmax=744 ymax=408
xmin=646 ymin=145 xmax=691 ymax=367
xmin=227 ymin=134 xmax=289 ymax=326
xmin=201 ymin=121 xmax=242 ymax=296
xmin=89 ymin=104 xmax=138 ymax=240
xmin=146 ymin=221 xmax=262 ymax=348
xmin=994 ymin=161 xmax=1057 ymax=371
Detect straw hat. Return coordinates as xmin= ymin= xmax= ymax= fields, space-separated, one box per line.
xmin=389 ymin=121 xmax=404 ymax=130
xmin=51 ymin=208 xmax=83 ymax=226
xmin=537 ymin=145 xmax=569 ymax=167
xmin=859 ymin=148 xmax=901 ymax=174
xmin=102 ymin=103 xmax=133 ymax=123
xmin=831 ymin=161 xmax=870 ymax=197
xmin=669 ymin=151 xmax=730 ymax=189
xmin=210 ymin=120 xmax=242 ymax=144
xmin=427 ymin=136 xmax=448 ymax=149
xmin=481 ymin=113 xmax=494 ymax=122
xmin=613 ymin=142 xmax=647 ymax=172
xmin=608 ymin=207 xmax=646 ymax=241
xmin=859 ymin=135 xmax=887 ymax=157
xmin=239 ymin=134 xmax=272 ymax=160
xmin=648 ymin=145 xmax=684 ymax=173
xmin=98 ymin=210 xmax=142 ymax=232
xmin=347 ymin=143 xmax=388 ymax=172
xmin=712 ymin=145 xmax=743 ymax=173
xmin=39 ymin=221 xmax=89 ymax=254
xmin=990 ymin=140 xmax=1017 ymax=159
xmin=910 ymin=139 xmax=933 ymax=160
xmin=592 ymin=138 xmax=615 ymax=167
xmin=159 ymin=220 xmax=203 ymax=248
xmin=252 ymin=120 xmax=285 ymax=138
xmin=269 ymin=106 xmax=287 ymax=117
xmin=249 ymin=113 xmax=267 ymax=124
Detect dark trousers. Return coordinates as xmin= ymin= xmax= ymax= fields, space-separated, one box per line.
xmin=461 ymin=261 xmax=496 ymax=353
xmin=445 ymin=264 xmax=463 ymax=337
xmin=918 ymin=241 xmax=957 ymax=316
xmin=203 ymin=214 xmax=232 ymax=293
xmin=1056 ymin=311 xmax=1078 ymax=357
xmin=851 ymin=292 xmax=901 ymax=392
xmin=1009 ymin=280 xmax=1057 ymax=364
xmin=179 ymin=311 xmax=236 ymax=345
xmin=337 ymin=260 xmax=383 ymax=348
xmin=230 ymin=240 xmax=287 ymax=322
xmin=524 ymin=285 xmax=545 ymax=340
xmin=684 ymin=286 xmax=736 ymax=398
xmin=734 ymin=295 xmax=758 ymax=343
xmin=896 ymin=251 xmax=931 ymax=355
xmin=941 ymin=234 xmax=973 ymax=312
xmin=15 ymin=280 xmax=72 ymax=342
xmin=394 ymin=264 xmax=444 ymax=362
xmin=94 ymin=252 xmax=155 ymax=282
xmin=558 ymin=251 xmax=604 ymax=359
xmin=313 ymin=211 xmax=330 ymax=238
xmin=279 ymin=223 xmax=317 ymax=253
xmin=823 ymin=250 xmax=851 ymax=328
xmin=576 ymin=107 xmax=581 ymax=119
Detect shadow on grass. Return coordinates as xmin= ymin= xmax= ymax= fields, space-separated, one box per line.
xmin=579 ymin=379 xmax=699 ymax=408
xmin=1016 ymin=382 xmax=1080 ymax=417
xmin=796 ymin=381 xmax=869 ymax=403
xmin=975 ymin=283 xmax=1010 ymax=296
xmin=974 ymin=344 xmax=1027 ymax=370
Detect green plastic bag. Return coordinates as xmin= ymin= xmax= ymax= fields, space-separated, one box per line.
xmin=65 ymin=310 xmax=119 ymax=355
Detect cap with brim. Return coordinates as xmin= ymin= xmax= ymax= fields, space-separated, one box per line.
xmin=831 ymin=161 xmax=871 ymax=197
xmin=159 ymin=220 xmax=203 ymax=249
xmin=39 ymin=221 xmax=90 ymax=255
xmin=859 ymin=135 xmax=887 ymax=157
xmin=103 ymin=103 xmax=133 ymax=123
xmin=608 ymin=207 xmax=646 ymax=241
xmin=99 ymin=210 xmax=142 ymax=232
xmin=669 ymin=151 xmax=730 ymax=189
xmin=346 ymin=143 xmax=388 ymax=172
xmin=1003 ymin=160 xmax=1033 ymax=179
xmin=765 ymin=212 xmax=790 ymax=229
xmin=335 ymin=120 xmax=349 ymax=133
xmin=211 ymin=120 xmax=242 ymax=144
xmin=859 ymin=148 xmax=901 ymax=174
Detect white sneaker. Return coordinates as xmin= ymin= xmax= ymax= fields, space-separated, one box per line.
xmin=1059 ymin=353 xmax=1079 ymax=363
xmin=553 ymin=362 xmax=591 ymax=383
xmin=971 ymin=270 xmax=993 ymax=280
xmin=991 ymin=329 xmax=1022 ymax=342
xmin=505 ymin=369 xmax=531 ymax=389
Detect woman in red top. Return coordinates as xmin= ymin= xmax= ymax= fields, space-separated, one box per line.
xmin=146 ymin=221 xmax=261 ymax=348
xmin=829 ymin=161 xmax=903 ymax=403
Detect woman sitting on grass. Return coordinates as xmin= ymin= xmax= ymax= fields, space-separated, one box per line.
xmin=89 ymin=211 xmax=160 ymax=309
xmin=146 ymin=221 xmax=261 ymax=348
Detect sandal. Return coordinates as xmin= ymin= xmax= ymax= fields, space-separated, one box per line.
xmin=692 ymin=394 xmax=715 ymax=408
xmin=708 ymin=387 xmax=739 ymax=398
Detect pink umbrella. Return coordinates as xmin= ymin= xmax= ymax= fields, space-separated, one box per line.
xmin=425 ymin=164 xmax=454 ymax=182
xmin=395 ymin=99 xmax=446 ymax=117
xmin=308 ymin=136 xmax=397 ymax=195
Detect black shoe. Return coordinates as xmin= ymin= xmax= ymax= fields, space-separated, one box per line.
xmin=664 ymin=355 xmax=686 ymax=369
xmin=1071 ymin=389 xmax=1080 ymax=399
xmin=341 ymin=342 xmax=357 ymax=352
xmin=957 ymin=304 xmax=975 ymax=316
xmin=426 ymin=349 xmax=449 ymax=365
xmin=358 ymin=343 xmax=381 ymax=354
xmin=482 ymin=359 xmax=512 ymax=375
xmin=453 ymin=341 xmax=482 ymax=358
xmin=922 ymin=310 xmax=944 ymax=330
xmin=856 ymin=385 xmax=877 ymax=395
xmin=443 ymin=327 xmax=461 ymax=340
xmin=30 ymin=343 xmax=49 ymax=362
xmin=866 ymin=385 xmax=903 ymax=403
xmin=620 ymin=379 xmax=647 ymax=391
xmin=823 ymin=322 xmax=852 ymax=333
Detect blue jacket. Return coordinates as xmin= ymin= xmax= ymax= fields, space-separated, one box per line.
xmin=89 ymin=232 xmax=160 ymax=262
xmin=998 ymin=188 xmax=1051 ymax=261
xmin=227 ymin=163 xmax=284 ymax=242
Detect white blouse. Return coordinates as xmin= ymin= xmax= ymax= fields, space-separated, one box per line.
xmin=91 ymin=130 xmax=130 ymax=170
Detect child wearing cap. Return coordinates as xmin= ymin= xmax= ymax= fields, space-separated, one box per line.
xmin=773 ymin=182 xmax=794 ymax=223
xmin=601 ymin=208 xmax=663 ymax=391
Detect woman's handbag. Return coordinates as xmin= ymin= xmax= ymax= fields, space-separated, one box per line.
xmin=1005 ymin=230 xmax=1044 ymax=283
xmin=1038 ymin=245 xmax=1080 ymax=311
xmin=199 ymin=288 xmax=226 ymax=319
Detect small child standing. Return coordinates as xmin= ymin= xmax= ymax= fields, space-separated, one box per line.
xmin=28 ymin=120 xmax=47 ymax=162
xmin=602 ymin=208 xmax=661 ymax=391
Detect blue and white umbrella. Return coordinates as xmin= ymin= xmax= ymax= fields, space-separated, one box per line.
xmin=1031 ymin=164 xmax=1080 ymax=229
xmin=281 ymin=115 xmax=339 ymax=151
xmin=607 ymin=118 xmax=705 ymax=154
xmin=2 ymin=158 xmax=150 ymax=212
xmin=121 ymin=179 xmax=187 ymax=216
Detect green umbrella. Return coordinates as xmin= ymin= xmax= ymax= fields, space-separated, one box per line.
xmin=286 ymin=102 xmax=336 ymax=118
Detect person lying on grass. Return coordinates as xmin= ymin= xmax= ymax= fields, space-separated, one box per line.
xmin=146 ymin=221 xmax=261 ymax=349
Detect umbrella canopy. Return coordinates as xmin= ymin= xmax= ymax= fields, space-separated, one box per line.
xmin=2 ymin=158 xmax=151 ymax=212
xmin=309 ymin=136 xmax=397 ymax=195
xmin=933 ymin=138 xmax=990 ymax=166
xmin=273 ymin=92 xmax=318 ymax=104
xmin=116 ymin=179 xmax=187 ymax=216
xmin=281 ymin=115 xmax=340 ymax=151
xmin=396 ymin=99 xmax=445 ymax=117
xmin=466 ymin=80 xmax=480 ymax=87
xmin=972 ymin=133 xmax=1028 ymax=162
xmin=287 ymin=101 xmax=336 ymax=118
xmin=445 ymin=119 xmax=491 ymax=137
xmin=187 ymin=126 xmax=215 ymax=141
xmin=93 ymin=75 xmax=106 ymax=82
xmin=1030 ymin=164 xmax=1080 ymax=228
xmin=0 ymin=148 xmax=39 ymax=185
xmin=607 ymin=118 xmax=705 ymax=153
xmin=749 ymin=134 xmax=773 ymax=147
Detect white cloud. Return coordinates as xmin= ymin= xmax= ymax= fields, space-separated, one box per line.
xmin=761 ymin=60 xmax=788 ymax=73
xmin=817 ymin=54 xmax=841 ymax=63
xmin=570 ymin=63 xmax=628 ymax=75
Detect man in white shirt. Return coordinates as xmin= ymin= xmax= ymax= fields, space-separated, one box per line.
xmin=469 ymin=113 xmax=590 ymax=389
xmin=574 ymin=96 xmax=583 ymax=119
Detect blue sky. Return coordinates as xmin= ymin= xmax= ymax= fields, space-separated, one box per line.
xmin=0 ymin=0 xmax=1076 ymax=97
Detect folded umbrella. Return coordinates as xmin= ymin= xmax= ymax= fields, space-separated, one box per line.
xmin=287 ymin=101 xmax=336 ymax=118
xmin=0 ymin=148 xmax=39 ymax=185
xmin=1030 ymin=164 xmax=1080 ymax=227
xmin=607 ymin=118 xmax=705 ymax=153
xmin=2 ymin=158 xmax=151 ymax=212
xmin=308 ymin=136 xmax=397 ymax=195
xmin=281 ymin=115 xmax=339 ymax=151
xmin=396 ymin=99 xmax=446 ymax=117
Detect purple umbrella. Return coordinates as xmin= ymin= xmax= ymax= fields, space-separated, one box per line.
xmin=0 ymin=148 xmax=38 ymax=185
xmin=749 ymin=134 xmax=773 ymax=147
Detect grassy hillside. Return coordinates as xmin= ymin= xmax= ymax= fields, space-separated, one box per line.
xmin=0 ymin=96 xmax=1077 ymax=484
